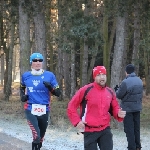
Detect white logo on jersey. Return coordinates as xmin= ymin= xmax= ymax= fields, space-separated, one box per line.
xmin=32 ymin=80 xmax=40 ymax=86
xmin=28 ymin=87 xmax=34 ymax=92
xmin=41 ymin=76 xmax=44 ymax=79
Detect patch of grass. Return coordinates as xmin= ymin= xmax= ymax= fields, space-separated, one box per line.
xmin=0 ymin=98 xmax=25 ymax=121
xmin=140 ymin=95 xmax=150 ymax=128
xmin=50 ymin=98 xmax=71 ymax=128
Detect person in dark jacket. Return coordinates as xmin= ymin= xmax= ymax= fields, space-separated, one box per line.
xmin=67 ymin=66 xmax=126 ymax=150
xmin=20 ymin=53 xmax=60 ymax=150
xmin=116 ymin=64 xmax=143 ymax=150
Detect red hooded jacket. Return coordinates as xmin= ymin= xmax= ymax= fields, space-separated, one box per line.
xmin=67 ymin=82 xmax=123 ymax=132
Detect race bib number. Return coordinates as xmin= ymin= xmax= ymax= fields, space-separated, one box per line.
xmin=31 ymin=104 xmax=46 ymax=116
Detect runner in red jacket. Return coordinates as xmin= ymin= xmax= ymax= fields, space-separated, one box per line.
xmin=67 ymin=66 xmax=126 ymax=150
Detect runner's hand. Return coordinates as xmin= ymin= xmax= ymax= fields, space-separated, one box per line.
xmin=77 ymin=121 xmax=87 ymax=132
xmin=118 ymin=108 xmax=126 ymax=118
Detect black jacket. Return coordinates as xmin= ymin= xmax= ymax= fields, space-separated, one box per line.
xmin=116 ymin=73 xmax=143 ymax=112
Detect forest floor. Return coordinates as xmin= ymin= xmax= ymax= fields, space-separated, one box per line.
xmin=0 ymin=83 xmax=150 ymax=149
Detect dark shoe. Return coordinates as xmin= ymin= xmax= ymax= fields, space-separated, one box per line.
xmin=39 ymin=142 xmax=42 ymax=148
xmin=32 ymin=142 xmax=40 ymax=150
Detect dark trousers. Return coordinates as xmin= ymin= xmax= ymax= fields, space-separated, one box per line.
xmin=123 ymin=111 xmax=141 ymax=150
xmin=25 ymin=110 xmax=49 ymax=143
xmin=84 ymin=127 xmax=113 ymax=150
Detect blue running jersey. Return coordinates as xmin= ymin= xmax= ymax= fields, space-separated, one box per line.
xmin=21 ymin=70 xmax=59 ymax=111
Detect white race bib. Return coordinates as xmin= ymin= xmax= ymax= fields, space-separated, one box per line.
xmin=31 ymin=104 xmax=46 ymax=116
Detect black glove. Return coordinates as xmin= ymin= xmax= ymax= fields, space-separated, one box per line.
xmin=114 ymin=85 xmax=119 ymax=92
xmin=21 ymin=95 xmax=29 ymax=102
xmin=43 ymin=81 xmax=53 ymax=91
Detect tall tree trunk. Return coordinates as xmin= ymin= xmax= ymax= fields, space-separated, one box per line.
xmin=19 ymin=0 xmax=30 ymax=75
xmin=0 ymin=1 xmax=4 ymax=86
xmin=103 ymin=8 xmax=110 ymax=85
xmin=87 ymin=45 xmax=98 ymax=83
xmin=110 ymin=16 xmax=126 ymax=88
xmin=81 ymin=37 xmax=88 ymax=86
xmin=108 ymin=18 xmax=116 ymax=83
xmin=32 ymin=0 xmax=46 ymax=68
xmin=109 ymin=19 xmax=116 ymax=57
xmin=120 ymin=12 xmax=129 ymax=80
xmin=56 ymin=48 xmax=63 ymax=101
xmin=0 ymin=53 xmax=4 ymax=86
xmin=45 ymin=0 xmax=54 ymax=71
xmin=56 ymin=0 xmax=64 ymax=100
xmin=70 ymin=43 xmax=76 ymax=98
xmin=12 ymin=47 xmax=16 ymax=82
xmin=3 ymin=46 xmax=8 ymax=94
xmin=5 ymin=19 xmax=15 ymax=101
xmin=0 ymin=3 xmax=2 ymax=85
xmin=132 ymin=1 xmax=140 ymax=74
xmin=81 ymin=3 xmax=88 ymax=86
xmin=63 ymin=51 xmax=71 ymax=98
xmin=80 ymin=39 xmax=83 ymax=87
